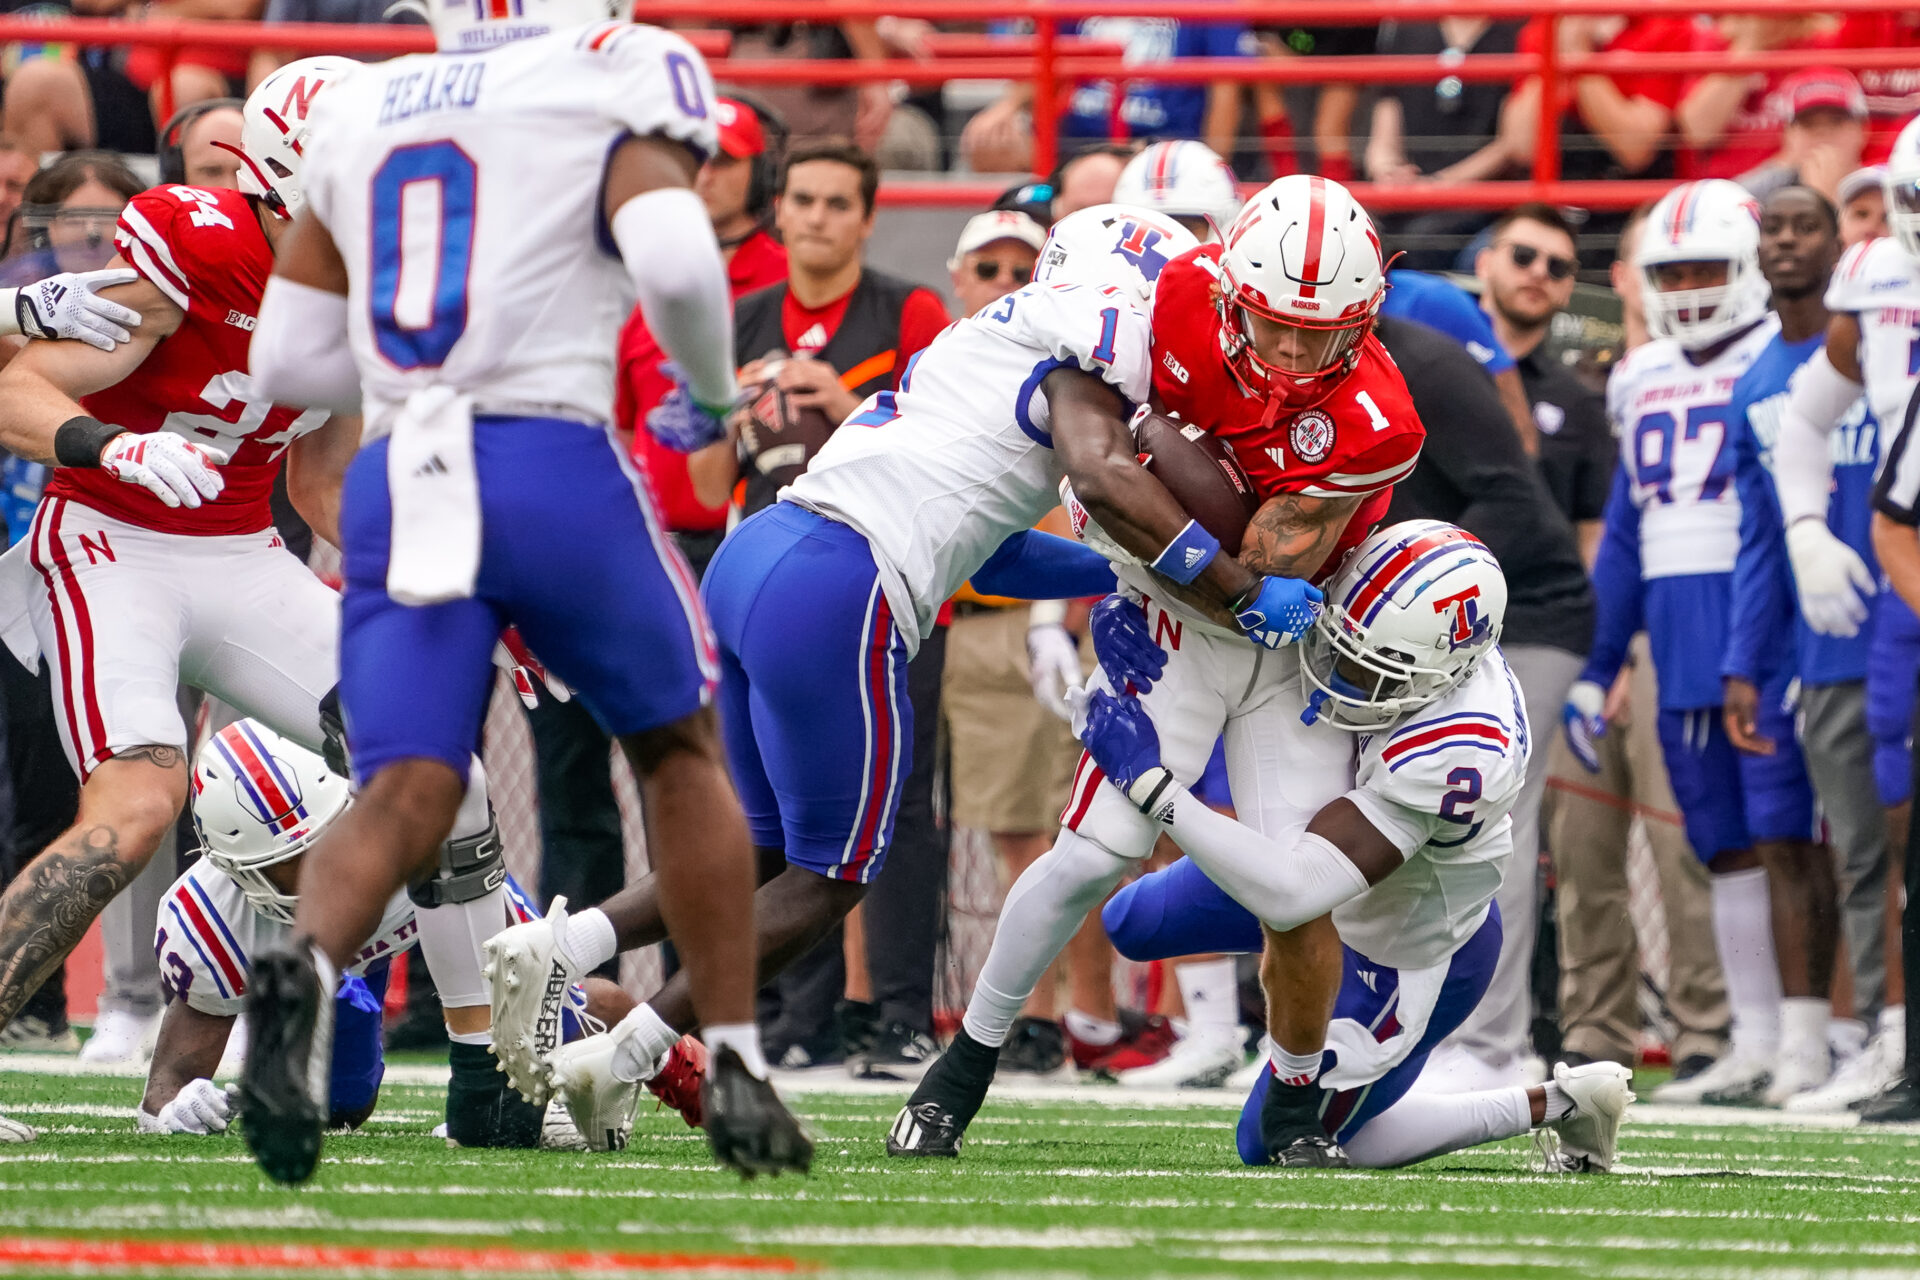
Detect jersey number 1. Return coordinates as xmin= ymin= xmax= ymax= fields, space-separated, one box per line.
xmin=369 ymin=140 xmax=478 ymax=371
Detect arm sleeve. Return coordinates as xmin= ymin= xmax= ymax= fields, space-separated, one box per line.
xmin=969 ymin=528 xmax=1118 ymax=600
xmin=611 ymin=187 xmax=737 ymax=409
xmin=1777 ymin=348 xmax=1864 ymax=526
xmin=1160 ymin=790 xmax=1373 ymax=932
xmin=1724 ymin=424 xmax=1793 ymax=682
xmin=1579 ymin=466 xmax=1645 ymax=687
xmin=251 ymin=276 xmax=360 ymax=413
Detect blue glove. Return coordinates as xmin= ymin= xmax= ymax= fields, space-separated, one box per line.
xmin=646 ymin=361 xmax=730 ymax=453
xmin=1081 ymin=689 xmax=1164 ymax=793
xmin=1561 ymin=679 xmax=1607 ymax=773
xmin=1089 ymin=596 xmax=1166 ymax=694
xmin=1235 ymin=576 xmax=1323 ymax=649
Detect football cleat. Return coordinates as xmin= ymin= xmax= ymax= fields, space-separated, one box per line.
xmin=1858 ymin=1076 xmax=1920 ymax=1123
xmin=539 ymin=1099 xmax=588 ymax=1151
xmin=548 ymin=1033 xmax=641 ymax=1152
xmin=1649 ymin=1051 xmax=1770 ymax=1105
xmin=886 ymin=1029 xmax=1000 ymax=1159
xmin=77 ymin=1007 xmax=159 ymax=1066
xmin=704 ymin=1047 xmax=813 ymax=1178
xmin=849 ymin=1021 xmax=938 ymax=1083
xmin=999 ymin=1017 xmax=1067 ymax=1075
xmin=1117 ymin=1028 xmax=1244 ymax=1090
xmin=0 ymin=1113 xmax=35 ymax=1143
xmin=1260 ymin=1074 xmax=1348 ymax=1168
xmin=1785 ymin=1028 xmax=1903 ymax=1114
xmin=645 ymin=1035 xmax=708 ymax=1129
xmin=1545 ymin=1060 xmax=1633 ymax=1172
xmin=1070 ymin=1014 xmax=1176 ymax=1075
xmin=237 ymin=944 xmax=333 ymax=1184
xmin=1764 ymin=1043 xmax=1833 ymax=1108
xmin=445 ymin=1041 xmax=546 ymax=1148
xmin=482 ymin=896 xmax=581 ymax=1107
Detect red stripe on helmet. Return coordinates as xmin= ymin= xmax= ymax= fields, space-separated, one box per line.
xmin=1298 ymin=176 xmax=1328 ymax=299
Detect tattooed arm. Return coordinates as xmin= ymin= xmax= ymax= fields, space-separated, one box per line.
xmin=1239 ymin=491 xmax=1366 ymax=581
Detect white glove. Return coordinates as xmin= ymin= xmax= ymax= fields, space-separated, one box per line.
xmin=1560 ymin=679 xmax=1608 ymax=773
xmin=1026 ymin=621 xmax=1083 ymax=722
xmin=99 ymin=432 xmax=227 ymax=509
xmin=1786 ymin=518 xmax=1876 ymax=638
xmin=137 ymin=1078 xmax=234 ymax=1135
xmin=15 ymin=269 xmax=142 ymax=351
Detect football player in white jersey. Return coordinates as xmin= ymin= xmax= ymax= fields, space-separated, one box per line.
xmin=139 ymin=720 xmax=635 ymax=1144
xmin=894 ymin=522 xmax=1634 ymax=1169
xmin=1563 ymin=179 xmax=1797 ymax=1106
xmin=484 ymin=204 xmax=1324 ymax=1146
xmin=1111 ymin=139 xmax=1243 ymax=243
xmin=239 ymin=0 xmax=809 ymax=1183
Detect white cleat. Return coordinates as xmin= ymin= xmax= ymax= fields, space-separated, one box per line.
xmin=1117 ymin=1030 xmax=1245 ymax=1090
xmin=79 ymin=1008 xmax=160 ymax=1068
xmin=548 ymin=1032 xmax=640 ymax=1153
xmin=539 ymin=1099 xmax=589 ymax=1151
xmin=1648 ymin=1052 xmax=1770 ymax=1106
xmin=482 ymin=895 xmax=580 ymax=1107
xmin=1545 ymin=1060 xmax=1634 ymax=1172
xmin=1763 ymin=1045 xmax=1833 ymax=1107
xmin=1784 ymin=1029 xmax=1903 ymax=1114
xmin=0 ymin=1113 xmax=35 ymax=1143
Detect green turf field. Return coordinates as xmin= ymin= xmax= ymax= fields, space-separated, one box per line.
xmin=8 ymin=1063 xmax=1920 ymax=1278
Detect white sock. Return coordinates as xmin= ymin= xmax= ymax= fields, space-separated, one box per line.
xmin=1064 ymin=1010 xmax=1121 ymax=1045
xmin=1269 ymin=1041 xmax=1322 ymax=1086
xmin=703 ymin=1023 xmax=769 ymax=1080
xmin=1709 ymin=867 xmax=1783 ymax=1060
xmin=961 ymin=830 xmax=1131 ymax=1048
xmin=1880 ymin=1005 xmax=1907 ymax=1038
xmin=1341 ymin=1086 xmax=1533 ymax=1168
xmin=610 ymin=1003 xmax=682 ymax=1083
xmin=1539 ymin=1078 xmax=1572 ymax=1122
xmin=413 ymin=884 xmax=510 ymax=1008
xmin=560 ymin=907 xmax=618 ymax=974
xmin=1176 ymin=958 xmax=1239 ymax=1037
xmin=447 ymin=1024 xmax=492 ymax=1047
xmin=1780 ymin=997 xmax=1830 ymax=1064
xmin=310 ymin=942 xmax=339 ymax=1001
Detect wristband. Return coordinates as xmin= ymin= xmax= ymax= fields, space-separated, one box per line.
xmin=1124 ymin=765 xmax=1178 ymax=820
xmin=53 ymin=416 xmax=121 ymax=469
xmin=1149 ymin=519 xmax=1220 ymax=585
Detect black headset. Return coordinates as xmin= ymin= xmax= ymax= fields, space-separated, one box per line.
xmin=157 ymin=97 xmax=245 ymax=187
xmin=723 ymin=89 xmax=789 ymax=223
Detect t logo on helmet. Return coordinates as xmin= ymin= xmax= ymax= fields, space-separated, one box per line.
xmin=1113 ymin=219 xmax=1171 ymax=281
xmin=1432 ymin=585 xmax=1488 ymax=650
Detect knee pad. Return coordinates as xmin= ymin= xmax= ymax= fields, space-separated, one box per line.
xmin=408 ymin=814 xmax=508 ymax=909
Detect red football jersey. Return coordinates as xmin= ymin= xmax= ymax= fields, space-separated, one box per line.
xmin=44 ymin=184 xmax=330 ymax=536
xmin=1148 ymin=245 xmax=1425 ymax=582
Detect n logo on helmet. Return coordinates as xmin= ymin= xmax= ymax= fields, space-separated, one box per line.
xmin=1432 ymin=586 xmax=1490 ymax=651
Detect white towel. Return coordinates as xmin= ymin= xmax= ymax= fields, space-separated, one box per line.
xmin=1319 ymin=957 xmax=1449 ymax=1090
xmin=385 ymin=386 xmax=481 ymax=605
xmin=0 ymin=539 xmax=40 ymax=668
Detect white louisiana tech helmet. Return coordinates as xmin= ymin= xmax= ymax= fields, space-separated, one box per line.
xmin=191 ymin=719 xmax=350 ymax=925
xmin=223 ymin=56 xmax=359 ymax=219
xmin=1216 ymin=174 xmax=1386 ymax=411
xmin=1033 ymin=203 xmax=1199 ymax=310
xmin=1636 ymin=179 xmax=1768 ymax=351
xmin=1883 ymin=115 xmax=1920 ymax=262
xmin=1113 ymin=140 xmax=1243 ymax=242
xmin=412 ymin=0 xmax=631 ymax=52
xmin=1301 ymin=520 xmax=1507 ymax=732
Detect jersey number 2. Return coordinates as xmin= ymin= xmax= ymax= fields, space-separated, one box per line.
xmin=370 ymin=140 xmax=477 ymax=371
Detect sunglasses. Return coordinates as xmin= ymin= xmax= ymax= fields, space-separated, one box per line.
xmin=972 ymin=260 xmax=1033 ymax=284
xmin=1504 ymin=242 xmax=1579 ymax=281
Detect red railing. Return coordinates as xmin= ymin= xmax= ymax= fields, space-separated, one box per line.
xmin=0 ymin=1 xmax=1912 ymax=212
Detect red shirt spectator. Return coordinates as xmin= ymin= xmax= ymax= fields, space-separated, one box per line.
xmin=1676 ymin=16 xmax=1832 ymax=181
xmin=1826 ymin=12 xmax=1920 ymax=162
xmin=1503 ymin=16 xmax=1692 ymax=181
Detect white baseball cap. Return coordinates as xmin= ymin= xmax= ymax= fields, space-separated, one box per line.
xmin=1841 ymin=164 xmax=1887 ymax=206
xmin=949 ymin=210 xmax=1048 ymax=268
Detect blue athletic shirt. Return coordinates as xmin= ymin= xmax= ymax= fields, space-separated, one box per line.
xmin=1381 ymin=271 xmax=1516 ymax=377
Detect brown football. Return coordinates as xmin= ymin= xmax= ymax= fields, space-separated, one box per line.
xmin=1133 ymin=412 xmax=1262 ymax=557
xmin=737 ymin=377 xmax=840 ymax=481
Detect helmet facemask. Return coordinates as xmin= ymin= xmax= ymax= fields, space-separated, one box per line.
xmin=1639 ymin=256 xmax=1763 ymax=350
xmin=1887 ymin=168 xmax=1920 ymax=262
xmin=1299 ymin=604 xmax=1494 ymax=732
xmin=1217 ymin=272 xmax=1373 ymax=410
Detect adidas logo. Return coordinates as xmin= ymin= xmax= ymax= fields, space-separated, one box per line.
xmin=794 ymin=323 xmax=829 ymax=353
xmin=1267 ymin=446 xmax=1287 ymax=470
xmin=1184 ymin=547 xmax=1205 ymax=569
xmin=1357 ymin=969 xmax=1378 ymax=992
xmin=414 ymin=455 xmax=449 ymax=477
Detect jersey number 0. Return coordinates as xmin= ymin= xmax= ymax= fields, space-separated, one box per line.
xmin=369 ymin=139 xmax=478 ymax=371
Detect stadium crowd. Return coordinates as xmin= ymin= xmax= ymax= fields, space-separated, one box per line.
xmin=0 ymin=4 xmax=1916 ymax=1143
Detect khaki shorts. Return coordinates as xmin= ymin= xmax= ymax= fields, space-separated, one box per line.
xmin=942 ymin=607 xmax=1085 ymax=834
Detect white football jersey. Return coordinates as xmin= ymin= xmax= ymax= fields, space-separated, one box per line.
xmin=300 ymin=22 xmax=720 ymax=438
xmin=155 ymin=860 xmax=415 ymax=1019
xmin=1334 ymin=647 xmax=1530 ymax=971
xmin=1605 ymin=318 xmax=1778 ymax=579
xmin=784 ymin=282 xmax=1152 ymax=654
xmin=1826 ymin=235 xmax=1920 ymax=456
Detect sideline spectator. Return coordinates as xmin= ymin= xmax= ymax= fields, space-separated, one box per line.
xmin=946 ymin=209 xmax=1044 ymax=317
xmin=1380 ymin=267 xmax=1539 ymax=456
xmin=1049 ymin=144 xmax=1131 ymax=222
xmin=157 ymin=99 xmax=243 ymax=190
xmin=121 ymin=0 xmax=265 ymax=128
xmin=1365 ymin=15 xmax=1522 ymax=263
xmin=1477 ymin=204 xmax=1614 ymax=560
xmin=723 ymin=18 xmax=894 ymax=152
xmin=0 ymin=150 xmax=140 ymax=281
xmin=0 ymin=139 xmax=33 ymax=234
xmin=960 ymin=19 xmax=1249 ymax=175
xmin=1676 ymin=14 xmax=1831 ymax=182
xmin=1840 ymin=165 xmax=1890 ymax=245
xmin=1251 ymin=21 xmax=1370 ymax=181
xmin=2 ymin=7 xmax=158 ymax=156
xmin=1825 ymin=10 xmax=1920 ymax=163
xmin=1372 ymin=310 xmax=1594 ymax=1088
xmin=1741 ymin=69 xmax=1869 ymax=205
xmin=248 ymin=0 xmax=426 ymax=84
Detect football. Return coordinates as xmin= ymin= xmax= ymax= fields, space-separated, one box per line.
xmin=736 ymin=371 xmax=840 ymax=479
xmin=1132 ymin=411 xmax=1262 ymax=556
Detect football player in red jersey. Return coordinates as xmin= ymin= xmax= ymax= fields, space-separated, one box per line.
xmin=891 ymin=175 xmax=1427 ymax=1164
xmin=0 ymin=59 xmax=535 ymax=1149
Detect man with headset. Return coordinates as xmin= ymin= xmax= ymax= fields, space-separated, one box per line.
xmin=519 ymin=97 xmax=794 ymax=985
xmin=157 ymin=99 xmax=245 ymax=192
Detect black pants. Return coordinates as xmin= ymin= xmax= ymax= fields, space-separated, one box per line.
xmin=0 ymin=649 xmax=79 ymax=1022
xmin=766 ymin=625 xmax=950 ymax=1042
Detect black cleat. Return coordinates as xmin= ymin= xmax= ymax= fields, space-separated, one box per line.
xmin=238 ymin=944 xmax=334 ymax=1184
xmin=885 ymin=1029 xmax=999 ymax=1159
xmin=445 ymin=1041 xmax=546 ymax=1148
xmin=1000 ymin=1017 xmax=1066 ymax=1075
xmin=1858 ymin=1077 xmax=1920 ymax=1123
xmin=704 ymin=1047 xmax=813 ymax=1178
xmin=1260 ymin=1074 xmax=1348 ymax=1168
